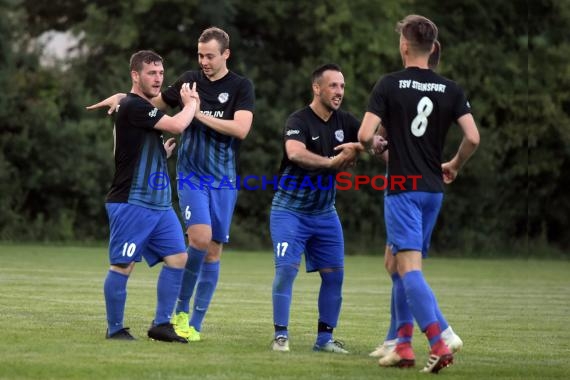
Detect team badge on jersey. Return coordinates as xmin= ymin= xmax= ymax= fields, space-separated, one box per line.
xmin=218 ymin=92 xmax=229 ymax=104
xmin=335 ymin=130 xmax=344 ymax=142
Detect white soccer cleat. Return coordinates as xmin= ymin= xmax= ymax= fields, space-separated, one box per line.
xmin=369 ymin=338 xmax=397 ymax=358
xmin=441 ymin=327 xmax=463 ymax=353
xmin=313 ymin=339 xmax=349 ymax=354
xmin=272 ymin=335 xmax=290 ymax=352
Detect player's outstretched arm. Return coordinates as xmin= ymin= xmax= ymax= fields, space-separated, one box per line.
xmin=86 ymin=93 xmax=127 ymax=115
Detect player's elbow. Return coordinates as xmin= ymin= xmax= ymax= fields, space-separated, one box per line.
xmin=235 ymin=125 xmax=251 ymax=140
xmin=466 ymin=128 xmax=480 ymax=148
xmin=167 ymin=122 xmax=187 ymax=135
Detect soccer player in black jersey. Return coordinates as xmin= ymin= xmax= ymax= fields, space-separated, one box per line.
xmin=101 ymin=50 xmax=198 ymax=342
xmin=369 ymin=38 xmax=464 ymax=360
xmin=270 ymin=63 xmax=361 ymax=353
xmin=359 ymin=15 xmax=479 ymax=373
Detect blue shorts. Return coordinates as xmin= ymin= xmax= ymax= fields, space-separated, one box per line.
xmin=384 ymin=191 xmax=443 ymax=258
xmin=270 ymin=209 xmax=344 ymax=272
xmin=178 ymin=184 xmax=238 ymax=243
xmin=105 ymin=203 xmax=186 ymax=267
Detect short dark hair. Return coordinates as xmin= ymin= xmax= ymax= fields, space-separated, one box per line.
xmin=396 ymin=15 xmax=438 ymax=54
xmin=428 ymin=40 xmax=441 ymax=69
xmin=312 ymin=63 xmax=342 ymax=84
xmin=198 ymin=27 xmax=230 ymax=53
xmin=130 ymin=50 xmax=163 ymax=72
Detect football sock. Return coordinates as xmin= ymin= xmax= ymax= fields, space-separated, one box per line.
xmin=274 ymin=324 xmax=288 ymax=339
xmin=316 ymin=321 xmax=334 ymax=346
xmin=394 ymin=272 xmax=414 ymax=331
xmin=272 ymin=265 xmax=298 ymax=328
xmin=402 ymin=270 xmax=438 ymax=331
xmin=425 ymin=322 xmax=448 ymax=353
xmin=154 ymin=266 xmax=184 ymax=325
xmin=104 ymin=270 xmax=129 ymax=335
xmin=316 ymin=270 xmax=343 ymax=346
xmin=189 ymin=261 xmax=220 ymax=331
xmin=175 ymin=246 xmax=206 ymax=314
xmin=431 ymin=288 xmax=449 ymax=331
xmin=396 ymin=323 xmax=414 ymax=354
xmin=385 ymin=273 xmax=398 ymax=341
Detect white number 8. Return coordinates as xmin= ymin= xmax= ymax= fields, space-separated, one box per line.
xmin=411 ymin=96 xmax=433 ymax=137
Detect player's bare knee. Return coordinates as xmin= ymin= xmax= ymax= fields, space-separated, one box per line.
xmin=110 ymin=262 xmax=135 ymax=275
xmin=163 ymin=252 xmax=187 ymax=269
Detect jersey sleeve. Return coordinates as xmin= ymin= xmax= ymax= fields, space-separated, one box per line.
xmin=452 ymin=83 xmax=472 ymax=120
xmin=235 ymin=77 xmax=255 ymax=112
xmin=366 ymin=76 xmax=389 ymax=120
xmin=283 ymin=114 xmax=308 ymax=144
xmin=161 ymin=72 xmax=191 ymax=108
xmin=127 ymin=99 xmax=166 ymax=130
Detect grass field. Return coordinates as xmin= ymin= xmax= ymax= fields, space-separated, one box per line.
xmin=0 ymin=245 xmax=569 ymax=379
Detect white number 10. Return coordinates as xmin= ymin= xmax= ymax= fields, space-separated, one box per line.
xmin=411 ymin=96 xmax=433 ymax=137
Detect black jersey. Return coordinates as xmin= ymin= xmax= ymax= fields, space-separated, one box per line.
xmin=272 ymin=106 xmax=360 ymax=214
xmin=162 ymin=70 xmax=254 ymax=186
xmin=106 ymin=93 xmax=171 ymax=210
xmin=367 ymin=67 xmax=471 ymax=194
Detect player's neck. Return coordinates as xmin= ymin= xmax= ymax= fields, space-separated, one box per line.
xmin=309 ymin=101 xmax=333 ymax=122
xmin=206 ymin=67 xmax=229 ymax=82
xmin=404 ymin=56 xmax=429 ymax=69
xmin=131 ymin=87 xmax=152 ymax=102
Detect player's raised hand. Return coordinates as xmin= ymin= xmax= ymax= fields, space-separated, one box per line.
xmin=86 ymin=93 xmax=127 ymax=115
xmin=180 ymin=82 xmax=199 ymax=109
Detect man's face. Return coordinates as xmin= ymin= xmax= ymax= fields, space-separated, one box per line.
xmin=315 ymin=70 xmax=345 ymax=111
xmin=197 ymin=39 xmax=229 ymax=80
xmin=134 ymin=61 xmax=164 ymax=98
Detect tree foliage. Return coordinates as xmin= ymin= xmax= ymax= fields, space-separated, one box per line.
xmin=1 ymin=0 xmax=566 ymax=256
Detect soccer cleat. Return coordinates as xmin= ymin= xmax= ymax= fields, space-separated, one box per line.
xmin=186 ymin=326 xmax=201 ymax=342
xmin=313 ymin=340 xmax=349 ymax=354
xmin=369 ymin=338 xmax=397 ymax=358
xmin=106 ymin=327 xmax=136 ymax=340
xmin=378 ymin=347 xmax=415 ymax=368
xmin=171 ymin=312 xmax=191 ymax=339
xmin=442 ymin=329 xmax=463 ymax=353
xmin=147 ymin=322 xmax=188 ymax=343
xmin=420 ymin=353 xmax=453 ymax=373
xmin=272 ymin=335 xmax=290 ymax=352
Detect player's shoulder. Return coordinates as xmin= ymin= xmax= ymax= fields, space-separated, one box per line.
xmin=227 ymin=70 xmax=254 ymax=88
xmin=288 ymin=106 xmax=311 ymax=120
xmin=182 ymin=70 xmax=202 ymax=81
xmin=334 ymin=108 xmax=359 ymax=124
xmin=118 ymin=93 xmax=145 ymax=112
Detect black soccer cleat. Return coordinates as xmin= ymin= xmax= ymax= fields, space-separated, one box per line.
xmin=106 ymin=327 xmax=136 ymax=340
xmin=147 ymin=322 xmax=188 ymax=343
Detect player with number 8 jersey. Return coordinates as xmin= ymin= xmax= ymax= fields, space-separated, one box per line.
xmin=366 ymin=68 xmax=471 ymax=194
xmin=358 ymin=14 xmax=479 ymax=373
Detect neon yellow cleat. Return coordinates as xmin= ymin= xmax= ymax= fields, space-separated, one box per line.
xmin=187 ymin=326 xmax=201 ymax=342
xmin=171 ymin=312 xmax=191 ymax=339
